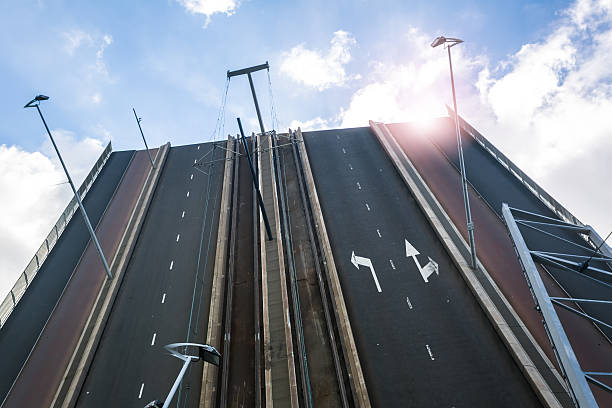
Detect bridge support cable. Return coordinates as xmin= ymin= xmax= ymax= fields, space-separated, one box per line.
xmin=503 ymin=204 xmax=612 ymax=407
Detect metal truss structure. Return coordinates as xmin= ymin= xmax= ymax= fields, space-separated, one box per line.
xmin=502 ymin=204 xmax=612 ymax=407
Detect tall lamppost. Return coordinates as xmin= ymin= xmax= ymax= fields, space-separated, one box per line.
xmin=24 ymin=95 xmax=113 ymax=279
xmin=154 ymin=342 xmax=221 ymax=408
xmin=431 ymin=36 xmax=477 ymax=269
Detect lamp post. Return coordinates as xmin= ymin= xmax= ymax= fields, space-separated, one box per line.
xmin=132 ymin=108 xmax=155 ymax=168
xmin=24 ymin=95 xmax=113 ymax=279
xmin=431 ymin=36 xmax=477 ymax=269
xmin=154 ymin=342 xmax=221 ymax=408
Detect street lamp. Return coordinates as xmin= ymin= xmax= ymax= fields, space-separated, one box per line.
xmin=24 ymin=95 xmax=113 ymax=279
xmin=154 ymin=342 xmax=220 ymax=408
xmin=431 ymin=36 xmax=478 ymax=269
xmin=132 ymin=108 xmax=155 ymax=168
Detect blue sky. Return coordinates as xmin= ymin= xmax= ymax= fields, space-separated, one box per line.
xmin=2 ymin=0 xmax=611 ymax=299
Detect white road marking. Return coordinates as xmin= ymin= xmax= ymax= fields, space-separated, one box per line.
xmin=356 ymin=182 xmax=361 ymax=190
xmin=194 ymin=159 xmax=197 ymax=164
xmin=186 ymin=191 xmax=190 ymax=197
xmin=161 ymin=293 xmax=166 ymax=304
xmin=190 ymin=174 xmax=193 ymax=180
xmin=151 ymin=333 xmax=156 ymax=346
xmin=138 ymin=383 xmax=144 ymax=399
xmin=406 ymin=296 xmax=413 ymax=309
xmin=351 ymin=251 xmax=382 ymax=292
xmin=197 ymin=145 xmax=200 ymax=150
xmin=348 ymin=163 xmax=353 ymax=170
xmin=176 ymin=234 xmax=180 ymax=242
xmin=336 ymin=135 xmax=340 ymax=140
xmin=405 ymin=239 xmax=439 ymax=283
xmin=169 ymin=260 xmax=174 ymax=270
xmin=181 ymin=210 xmax=185 ymax=218
xmin=342 ymin=148 xmax=346 ymax=154
xmin=365 ymin=203 xmax=370 ymax=211
xmin=377 ymin=229 xmax=382 ymax=238
xmin=389 ymin=259 xmax=396 ymax=270
xmin=426 ymin=344 xmax=435 ymax=360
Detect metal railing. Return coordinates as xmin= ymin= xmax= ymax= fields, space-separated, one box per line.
xmin=447 ymin=106 xmax=583 ymax=227
xmin=0 ymin=141 xmax=113 ymax=329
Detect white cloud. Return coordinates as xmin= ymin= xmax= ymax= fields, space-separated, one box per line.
xmin=63 ymin=29 xmax=93 ymax=55
xmin=0 ymin=131 xmax=105 ymax=300
xmin=473 ymin=0 xmax=612 ymax=234
xmin=281 ymin=30 xmax=359 ymax=91
xmin=93 ymin=34 xmax=113 ymax=77
xmin=289 ymin=117 xmax=333 ymax=131
xmin=338 ymin=27 xmax=485 ymax=127
xmin=177 ymin=0 xmax=239 ymax=28
xmin=301 ymin=0 xmax=612 ymax=235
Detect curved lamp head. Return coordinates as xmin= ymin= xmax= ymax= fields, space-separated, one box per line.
xmin=24 ymin=94 xmax=49 ymax=108
xmin=431 ymin=36 xmax=464 ymax=48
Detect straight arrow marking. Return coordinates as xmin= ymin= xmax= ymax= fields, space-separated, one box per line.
xmin=405 ymin=239 xmax=439 ymax=283
xmin=351 ymin=251 xmax=382 ymax=292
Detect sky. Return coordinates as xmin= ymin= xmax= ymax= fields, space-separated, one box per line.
xmin=1 ymin=0 xmax=611 ymax=300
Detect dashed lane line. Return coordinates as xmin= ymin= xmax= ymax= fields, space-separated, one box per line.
xmin=406 ymin=296 xmax=413 ymax=309
xmin=151 ymin=333 xmax=156 ymax=346
xmin=365 ymin=203 xmax=371 ymax=211
xmin=348 ymin=163 xmax=353 ymax=170
xmin=169 ymin=260 xmax=174 ymax=271
xmin=342 ymin=148 xmax=346 ymax=154
xmin=426 ymin=344 xmax=435 ymax=361
xmin=377 ymin=229 xmax=382 ymax=238
xmin=176 ymin=234 xmax=180 ymax=242
xmin=186 ymin=191 xmax=190 ymax=197
xmin=161 ymin=293 xmax=166 ymax=304
xmin=356 ymin=182 xmax=361 ymax=190
xmin=190 ymin=174 xmax=194 ymax=180
xmin=181 ymin=210 xmax=185 ymax=218
xmin=138 ymin=383 xmax=144 ymax=399
xmin=389 ymin=259 xmax=396 ymax=270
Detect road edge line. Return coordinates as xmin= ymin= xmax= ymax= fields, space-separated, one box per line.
xmin=296 ymin=128 xmax=371 ymax=408
xmin=200 ymin=137 xmax=234 ymax=408
xmin=370 ymin=121 xmax=562 ymax=408
xmin=54 ymin=143 xmax=171 ymax=408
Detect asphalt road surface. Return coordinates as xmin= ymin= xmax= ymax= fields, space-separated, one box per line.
xmin=77 ymin=142 xmax=225 ymax=407
xmin=0 ymin=150 xmax=134 ymax=404
xmin=304 ymin=127 xmax=541 ymax=407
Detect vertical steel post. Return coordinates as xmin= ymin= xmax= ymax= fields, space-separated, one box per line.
xmin=247 ymin=72 xmax=266 ymax=136
xmin=133 ymin=108 xmax=155 ymax=168
xmin=35 ymin=105 xmax=113 ymax=279
xmin=448 ymin=45 xmax=477 ymax=269
xmin=237 ymin=118 xmax=273 ymax=240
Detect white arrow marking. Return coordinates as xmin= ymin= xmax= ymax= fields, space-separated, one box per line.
xmin=351 ymin=251 xmax=382 ymax=292
xmin=405 ymin=239 xmax=439 ymax=283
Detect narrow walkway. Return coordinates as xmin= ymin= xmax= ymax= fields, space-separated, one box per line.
xmin=259 ymin=133 xmax=298 ymax=407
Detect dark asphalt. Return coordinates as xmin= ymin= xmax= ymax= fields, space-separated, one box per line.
xmin=0 ymin=150 xmax=134 ymax=404
xmin=77 ymin=142 xmax=225 ymax=407
xmin=304 ymin=127 xmax=541 ymax=407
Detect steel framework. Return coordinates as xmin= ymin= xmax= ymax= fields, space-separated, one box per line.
xmin=502 ymin=204 xmax=612 ymax=407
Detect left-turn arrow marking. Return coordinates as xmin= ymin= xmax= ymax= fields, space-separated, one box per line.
xmin=351 ymin=251 xmax=382 ymax=292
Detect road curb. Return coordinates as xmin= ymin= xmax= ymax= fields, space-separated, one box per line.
xmin=296 ymin=128 xmax=372 ymax=408
xmin=370 ymin=121 xmax=563 ymax=408
xmin=200 ymin=137 xmax=234 ymax=408
xmin=52 ymin=142 xmax=171 ymax=408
